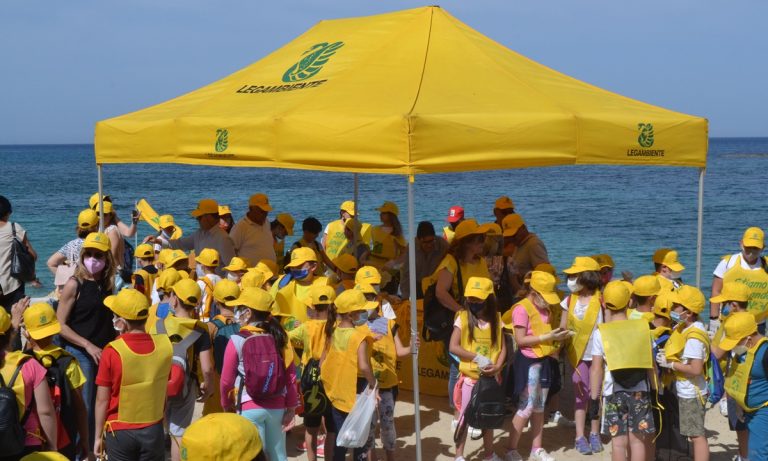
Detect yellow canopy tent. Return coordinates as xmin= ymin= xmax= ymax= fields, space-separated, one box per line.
xmin=94 ymin=6 xmax=708 ymax=459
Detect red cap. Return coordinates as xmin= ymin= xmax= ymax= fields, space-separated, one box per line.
xmin=447 ymin=206 xmax=464 ymax=223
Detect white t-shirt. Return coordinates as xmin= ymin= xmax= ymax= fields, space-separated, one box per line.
xmin=674 ymin=321 xmax=709 ymax=399
xmin=591 ymin=328 xmax=650 ymax=396
xmin=561 ymin=295 xmax=603 ymax=362
xmin=713 ymin=253 xmax=762 ymax=278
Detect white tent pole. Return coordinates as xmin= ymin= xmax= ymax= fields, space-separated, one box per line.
xmin=406 ymin=174 xmax=423 ymax=461
xmin=696 ymin=167 xmax=705 ymax=288
xmin=353 ymin=173 xmax=359 ymax=249
xmin=97 ymin=164 xmax=104 ymax=232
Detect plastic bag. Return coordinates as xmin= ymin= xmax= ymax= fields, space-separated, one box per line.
xmin=337 ymin=384 xmax=378 ymax=448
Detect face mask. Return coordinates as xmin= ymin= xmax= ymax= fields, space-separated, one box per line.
xmin=566 ymin=278 xmax=583 ymax=293
xmin=234 ymin=308 xmax=247 ymax=324
xmin=721 ymin=303 xmax=732 ymax=317
xmin=467 ymin=301 xmax=485 ymax=317
xmin=670 ymin=311 xmax=682 ymax=324
xmin=353 ymin=311 xmax=369 ymax=326
xmin=161 ymin=230 xmax=172 ymax=239
xmin=290 ymin=268 xmax=310 ymax=280
xmin=227 ymin=273 xmax=240 ymax=282
xmin=669 ymin=270 xmax=682 ymax=279
xmin=84 ymin=256 xmax=106 ymax=275
xmin=732 ymin=345 xmax=749 ymax=358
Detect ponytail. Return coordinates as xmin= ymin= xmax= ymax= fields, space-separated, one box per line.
xmin=324 ymin=304 xmax=338 ymax=344
xmin=251 ymin=310 xmax=287 ymax=352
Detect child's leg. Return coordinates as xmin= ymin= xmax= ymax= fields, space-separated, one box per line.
xmin=678 ymin=397 xmax=709 ymax=461
xmin=482 ymin=429 xmax=495 ymax=458
xmin=378 ymin=390 xmax=397 ymax=461
xmin=530 ymin=383 xmax=549 ymax=451
xmin=628 ymin=432 xmax=647 ymax=461
xmin=305 ymin=424 xmax=320 ymax=461
xmin=455 ymin=378 xmax=475 ymax=459
xmin=507 ymin=362 xmax=544 ymax=452
xmin=572 ymin=360 xmax=590 ymax=439
xmin=611 ymin=435 xmax=628 ymax=461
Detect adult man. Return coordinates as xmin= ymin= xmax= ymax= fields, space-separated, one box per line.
xmin=230 ymin=193 xmax=277 ymax=264
xmin=710 ymin=227 xmax=768 ymax=335
xmin=322 ymin=200 xmax=356 ymax=260
xmin=161 ymin=199 xmax=235 ymax=276
xmin=493 ymin=196 xmax=515 ymax=227
xmin=501 ymin=214 xmax=549 ymax=295
xmin=397 ymin=221 xmax=449 ymax=299
xmin=442 ymin=205 xmax=464 ymax=244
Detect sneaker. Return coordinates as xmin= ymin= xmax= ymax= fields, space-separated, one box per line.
xmin=720 ymin=397 xmax=729 ymax=417
xmin=550 ymin=411 xmax=575 ymax=427
xmin=531 ymin=448 xmax=555 ymax=461
xmin=575 ymin=436 xmax=592 ymax=455
xmin=296 ymin=440 xmax=308 ymax=452
xmin=484 ymin=454 xmax=503 ymax=461
xmin=316 ymin=443 xmax=325 ymax=459
xmin=589 ymin=433 xmax=604 ymax=453
xmin=451 ymin=419 xmax=459 ymax=431
xmin=468 ymin=426 xmax=483 ymax=439
xmin=455 ymin=457 xmax=466 ymax=461
xmin=504 ymin=449 xmax=524 ymax=461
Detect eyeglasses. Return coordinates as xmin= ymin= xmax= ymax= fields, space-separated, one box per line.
xmin=83 ymin=251 xmax=105 ymax=259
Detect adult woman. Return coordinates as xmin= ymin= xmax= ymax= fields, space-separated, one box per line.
xmin=0 ymin=195 xmax=38 ymax=312
xmin=46 ymin=209 xmax=98 ymax=274
xmin=369 ymin=202 xmax=407 ymax=292
xmin=57 ymin=232 xmax=117 ymax=444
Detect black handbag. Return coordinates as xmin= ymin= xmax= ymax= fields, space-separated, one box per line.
xmin=10 ymin=223 xmax=35 ymax=283
xmin=422 ymin=256 xmax=462 ymax=342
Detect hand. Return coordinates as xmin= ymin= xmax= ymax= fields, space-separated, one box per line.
xmin=411 ymin=336 xmax=421 ymax=351
xmin=197 ymin=381 xmax=213 ymax=402
xmin=656 ymin=351 xmax=674 ymax=369
xmin=78 ymin=439 xmax=95 ymax=461
xmin=282 ymin=407 xmax=296 ymax=431
xmin=472 ymin=354 xmax=493 ymax=369
xmin=587 ymin=398 xmax=600 ymax=421
xmin=85 ymin=343 xmax=103 ymax=365
xmin=551 ymin=328 xmax=571 ymax=341
xmin=142 ymin=235 xmax=156 ymax=244
xmin=621 ymin=271 xmax=634 ymax=282
xmin=708 ymin=318 xmax=721 ymax=338
xmin=93 ymin=437 xmax=103 ymax=459
xmin=10 ymin=297 xmax=30 ymax=329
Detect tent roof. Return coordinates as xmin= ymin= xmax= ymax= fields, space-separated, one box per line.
xmin=95 ymin=6 xmax=708 ymax=174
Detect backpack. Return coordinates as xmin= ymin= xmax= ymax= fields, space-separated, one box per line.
xmin=40 ymin=354 xmax=77 ymax=450
xmin=119 ymin=239 xmax=136 ymax=283
xmin=612 ymin=368 xmax=648 ymax=389
xmin=211 ymin=317 xmax=240 ymax=375
xmin=300 ymin=358 xmax=329 ymax=417
xmin=156 ymin=318 xmax=202 ymax=399
xmin=706 ymin=352 xmax=725 ymax=405
xmin=422 ymin=257 xmax=462 ymax=342
xmin=0 ymin=357 xmax=31 ymax=456
xmin=240 ymin=332 xmax=288 ymax=402
xmin=458 ymin=375 xmax=506 ymax=441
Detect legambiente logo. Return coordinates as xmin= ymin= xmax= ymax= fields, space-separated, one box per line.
xmin=627 ymin=122 xmax=665 ymax=158
xmin=214 ymin=129 xmax=229 ymax=153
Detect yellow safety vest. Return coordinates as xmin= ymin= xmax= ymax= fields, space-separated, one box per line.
xmin=131 ymin=268 xmax=158 ymax=302
xmin=288 ymin=319 xmax=327 ymax=366
xmin=443 ymin=226 xmax=455 ymax=244
xmin=274 ymin=276 xmax=330 ymax=326
xmin=107 ymin=335 xmax=172 ymax=425
xmin=722 ymin=254 xmax=768 ymax=323
xmin=628 ymin=308 xmax=654 ymax=323
xmin=320 ymin=327 xmax=372 ymax=413
xmin=566 ymin=293 xmax=602 ymax=368
xmin=362 ymin=319 xmax=399 ymax=389
xmin=369 ymin=226 xmax=405 ymax=266
xmin=725 ymin=337 xmax=768 ymax=412
xmin=0 ymin=351 xmax=31 ymax=419
xmin=651 ymin=325 xmax=672 ymax=341
xmin=457 ymin=310 xmax=503 ymax=380
xmin=664 ymin=323 xmax=710 ymax=383
xmin=148 ymin=315 xmax=205 ymax=381
xmin=516 ymin=298 xmax=559 ymax=358
xmin=324 ymin=220 xmax=347 ymax=260
xmin=598 ymin=320 xmax=653 ymax=371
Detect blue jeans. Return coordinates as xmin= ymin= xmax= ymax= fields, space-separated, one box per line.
xmin=241 ymin=408 xmax=287 ymax=461
xmin=65 ymin=345 xmax=97 ymax=446
xmin=447 ymin=352 xmax=459 ymax=411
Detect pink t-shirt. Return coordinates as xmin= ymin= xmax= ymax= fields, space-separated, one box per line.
xmin=19 ymin=359 xmax=48 ymax=446
xmin=511 ymin=303 xmax=550 ymax=359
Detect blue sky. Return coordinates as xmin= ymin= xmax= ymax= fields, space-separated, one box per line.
xmin=1 ymin=1 xmax=766 ymax=144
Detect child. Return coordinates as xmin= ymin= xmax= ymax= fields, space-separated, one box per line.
xmin=291 ymin=217 xmax=335 ymax=275
xmin=223 ymin=256 xmax=249 ymax=284
xmin=505 ymin=271 xmax=568 ymax=461
xmin=590 ymin=281 xmax=656 ymax=461
xmin=628 ymin=275 xmax=661 ymax=322
xmin=450 ymin=277 xmax=506 ymax=461
xmin=180 ymin=413 xmax=266 ymax=461
xmin=22 ymin=302 xmax=90 ymax=460
xmin=195 ymin=248 xmax=222 ymax=322
xmin=656 ymin=285 xmax=710 ymax=461
xmin=93 ymin=289 xmax=172 ymax=461
xmin=560 ymin=256 xmax=604 ymax=454
xmin=203 ymin=279 xmax=241 ymax=416
xmin=320 ymin=288 xmax=378 ymax=461
xmin=219 ymin=287 xmax=299 ymax=461
xmin=333 ymin=254 xmax=359 ymax=293
xmin=131 ymin=243 xmax=158 ymax=302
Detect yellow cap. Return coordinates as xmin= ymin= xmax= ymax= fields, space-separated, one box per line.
xmin=336 ymin=288 xmax=376 ymax=314
xmin=344 ymin=218 xmax=362 ymax=234
xmin=104 ymin=289 xmax=150 ymax=320
xmin=592 ymin=254 xmax=615 ymax=269
xmin=159 ymin=214 xmax=176 ymax=228
xmin=454 ymin=219 xmax=488 ymax=241
xmin=226 ymin=287 xmax=274 ymax=312
xmin=494 ymin=195 xmax=515 ymax=210
xmin=660 ymin=250 xmax=685 ymax=272
xmin=276 ymin=213 xmax=295 ymax=235
xmin=334 ymin=254 xmax=359 ymax=274
xmin=529 ymin=271 xmax=561 ymax=305
xmin=653 ymin=291 xmax=673 ymax=319
xmin=167 ymin=249 xmax=188 ymax=267
xmin=621 ymin=280 xmax=634 ymax=296
xmin=21 ymin=452 xmax=71 ymax=461
xmin=157 ymin=248 xmax=173 ymax=266
xmin=652 ymin=248 xmax=673 ymax=265
xmin=355 ymin=283 xmax=377 ymax=295
xmin=286 ymin=247 xmax=317 ymax=268
xmin=340 ymin=200 xmax=356 ymax=216
xmin=240 ymin=270 xmax=266 ymax=289
xmin=254 ymin=260 xmax=278 ymax=281
xmin=190 ymin=199 xmax=219 ymax=217
xmin=134 ymin=243 xmax=154 ymax=259
xmin=603 ymin=280 xmax=631 ymax=311
xmin=742 ymin=227 xmax=765 ymax=249
xmin=377 ymin=201 xmax=399 ymax=216
xmin=478 ymin=222 xmax=502 ymax=236
xmin=710 ymin=282 xmax=751 ymax=304
xmin=501 ymin=214 xmax=525 ymax=237
xmin=633 ymin=274 xmax=661 ymax=297
xmin=173 ymin=279 xmax=202 ymax=307
xmin=248 ymin=193 xmax=273 ymax=211
xmin=157 ymin=268 xmax=187 ymax=292
xmin=533 ymin=263 xmax=557 ymax=277
xmin=180 ymin=413 xmax=262 ymax=461
xmin=223 ymin=256 xmax=249 ymax=272
xmin=463 ymin=277 xmax=494 ymax=300
xmin=23 ymin=303 xmax=61 ymax=340
xmin=83 ymin=232 xmax=110 ymax=252
xmin=0 ymin=308 xmax=9 ymax=335
xmin=355 ymin=266 xmax=381 ymax=285
xmin=213 ymin=279 xmax=240 ymax=304
xmin=78 ymin=209 xmax=99 ymax=230
xmin=718 ymin=312 xmax=759 ymax=351
xmin=306 ymin=285 xmax=337 ymax=308
xmin=196 ymin=248 xmax=220 ymax=268
xmin=671 ymin=285 xmax=705 ymax=314
xmin=218 ymin=205 xmax=231 ymax=216
xmin=88 ymin=192 xmax=111 ymax=209
xmin=563 ymin=256 xmax=600 ymax=274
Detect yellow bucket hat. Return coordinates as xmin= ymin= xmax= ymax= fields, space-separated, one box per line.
xmin=563 ymin=256 xmax=600 ymax=275
xmin=464 ymin=277 xmax=494 ymax=300
xmin=603 ymin=280 xmax=631 ymax=311
xmin=226 ymin=287 xmax=274 ymax=313
xmin=104 ymin=289 xmax=150 ymax=320
xmin=180 ymin=413 xmax=262 ymax=461
xmin=23 ymin=303 xmax=61 ymax=340
xmin=83 ymin=232 xmax=110 ymax=253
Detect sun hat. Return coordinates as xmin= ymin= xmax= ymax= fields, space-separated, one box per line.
xmin=134 ymin=243 xmax=154 ymax=259
xmin=77 ymin=209 xmax=99 ymax=230
xmin=563 ymin=256 xmax=600 ymax=275
xmin=104 ymin=289 xmax=150 ymax=320
xmin=447 ymin=206 xmax=464 ymax=223
xmin=240 ymin=270 xmax=266 ymax=289
xmin=603 ymin=280 xmax=631 ymax=311
xmin=286 ymin=247 xmax=317 ymax=268
xmin=159 ymin=214 xmax=176 ymax=228
xmin=226 ymin=287 xmax=274 ymax=313
xmin=652 ymin=248 xmax=673 ymax=265
xmin=660 ymin=250 xmax=685 ymax=272
xmin=223 ymin=257 xmax=249 ymax=272
xmin=453 ymin=219 xmax=487 ymax=242
xmin=23 ymin=303 xmax=61 ymax=340
xmin=180 ymin=413 xmax=262 ymax=461
xmin=464 ymin=277 xmax=494 ymax=300
xmin=633 ymin=274 xmax=662 ymax=297
xmin=83 ymin=232 xmax=110 ymax=253
xmin=306 ymin=285 xmax=337 ymax=308
xmin=529 ymin=271 xmax=561 ymax=305
xmin=212 ymin=279 xmax=240 ymax=304
xmin=218 ymin=205 xmax=231 ymax=216
xmin=157 ymin=268 xmax=187 ymax=292
xmin=334 ymin=254 xmax=359 ymax=274
xmin=592 ymin=254 xmax=615 ymax=269
xmin=195 ymin=248 xmax=220 ymax=268
xmin=340 ymin=200 xmax=356 ymax=216
xmin=710 ymin=282 xmax=751 ymax=304
xmin=172 ymin=279 xmax=202 ymax=307
xmin=276 ymin=213 xmax=295 ymax=235
xmin=718 ymin=312 xmax=759 ymax=351
xmin=355 ymin=266 xmax=381 ymax=285
xmin=501 ymin=214 xmax=525 ymax=237
xmin=494 ymin=196 xmax=515 ymax=210
xmin=742 ymin=227 xmax=765 ymax=249
xmin=190 ymin=199 xmax=219 ymax=217
xmin=248 ymin=193 xmax=273 ymax=211
xmin=377 ymin=201 xmax=399 ymax=216
xmin=336 ymin=289 xmax=377 ymax=314
xmin=671 ymin=285 xmax=705 ymax=314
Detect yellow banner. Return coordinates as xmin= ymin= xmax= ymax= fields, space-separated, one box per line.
xmin=136 ymin=199 xmax=183 ymax=239
xmin=394 ymin=300 xmax=450 ymax=397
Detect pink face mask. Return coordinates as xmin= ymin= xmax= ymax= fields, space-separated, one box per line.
xmin=84 ymin=256 xmax=106 ymax=275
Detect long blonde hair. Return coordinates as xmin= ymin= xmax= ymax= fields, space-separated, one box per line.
xmin=74 ymin=247 xmax=116 ymax=292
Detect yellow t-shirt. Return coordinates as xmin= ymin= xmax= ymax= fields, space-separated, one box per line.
xmin=32 ymin=344 xmax=87 ymax=390
xmin=432 ymin=254 xmax=491 ymax=297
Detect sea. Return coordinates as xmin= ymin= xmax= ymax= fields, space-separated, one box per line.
xmin=2 ymin=137 xmax=767 ymax=300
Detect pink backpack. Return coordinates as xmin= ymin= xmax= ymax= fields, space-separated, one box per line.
xmin=240 ymin=332 xmax=287 ymax=401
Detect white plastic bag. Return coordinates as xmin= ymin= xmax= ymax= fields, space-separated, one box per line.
xmin=337 ymin=384 xmax=378 ymax=448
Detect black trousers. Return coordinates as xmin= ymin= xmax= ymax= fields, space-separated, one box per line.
xmin=104 ymin=422 xmax=165 ymax=461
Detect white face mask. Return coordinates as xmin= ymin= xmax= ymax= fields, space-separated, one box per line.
xmin=668 ymin=270 xmax=682 ymax=279
xmin=227 ymin=273 xmax=240 ymax=282
xmin=732 ymin=345 xmax=749 ymax=357
xmin=566 ymin=278 xmax=583 ymax=293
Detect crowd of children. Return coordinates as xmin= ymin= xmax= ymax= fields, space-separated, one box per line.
xmin=1 ymin=192 xmax=767 ymax=461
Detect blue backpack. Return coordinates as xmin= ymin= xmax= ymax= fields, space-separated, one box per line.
xmin=706 ymin=352 xmax=725 ymax=405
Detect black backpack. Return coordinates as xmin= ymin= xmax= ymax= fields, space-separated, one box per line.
xmin=0 ymin=357 xmax=31 ymax=456
xmin=119 ymin=239 xmax=135 ymax=283
xmin=41 ymin=354 xmax=77 ymax=449
xmin=422 ymin=257 xmax=462 ymax=342
xmin=455 ymin=375 xmax=506 ymax=442
xmin=300 ymin=358 xmax=329 ymax=417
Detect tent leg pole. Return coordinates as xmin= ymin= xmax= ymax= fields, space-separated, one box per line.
xmin=97 ymin=164 xmax=104 ymax=232
xmin=353 ymin=173 xmax=359 ymax=249
xmin=696 ymin=167 xmax=705 ymax=288
xmin=406 ymin=175 xmax=422 ymax=461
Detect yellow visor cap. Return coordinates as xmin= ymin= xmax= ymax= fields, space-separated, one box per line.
xmin=286 ymin=247 xmax=317 ymax=268
xmin=306 ymin=285 xmax=337 ymax=308
xmin=355 ymin=266 xmax=381 ymax=285
xmin=377 ymin=201 xmax=399 ymax=216
xmin=494 ymin=195 xmax=515 ymax=210
xmin=78 ymin=209 xmax=99 ymax=230
xmin=710 ymin=282 xmax=751 ymax=304
xmin=173 ymin=279 xmax=201 ymax=307
xmin=672 ymin=285 xmax=705 ymax=314
xmin=661 ymin=250 xmax=685 ymax=272
xmin=213 ymin=279 xmax=240 ymax=304
xmin=224 ymin=256 xmax=249 ymax=272
xmin=336 ymin=288 xmax=375 ymax=314
xmin=83 ymin=232 xmax=110 ymax=253
xmin=454 ymin=219 xmax=488 ymax=241
xmin=190 ymin=199 xmax=218 ymax=217
xmin=276 ymin=213 xmax=295 ymax=235
xmin=742 ymin=226 xmax=765 ymax=249
xmin=240 ymin=269 xmax=266 ymax=289
xmin=248 ymin=193 xmax=272 ymax=211
xmin=333 ymin=254 xmax=359 ymax=274
xmin=134 ymin=243 xmax=154 ymax=259
xmin=196 ymin=248 xmax=220 ymax=267
xmin=633 ymin=274 xmax=662 ymax=297
xmin=501 ymin=214 xmax=524 ymax=237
